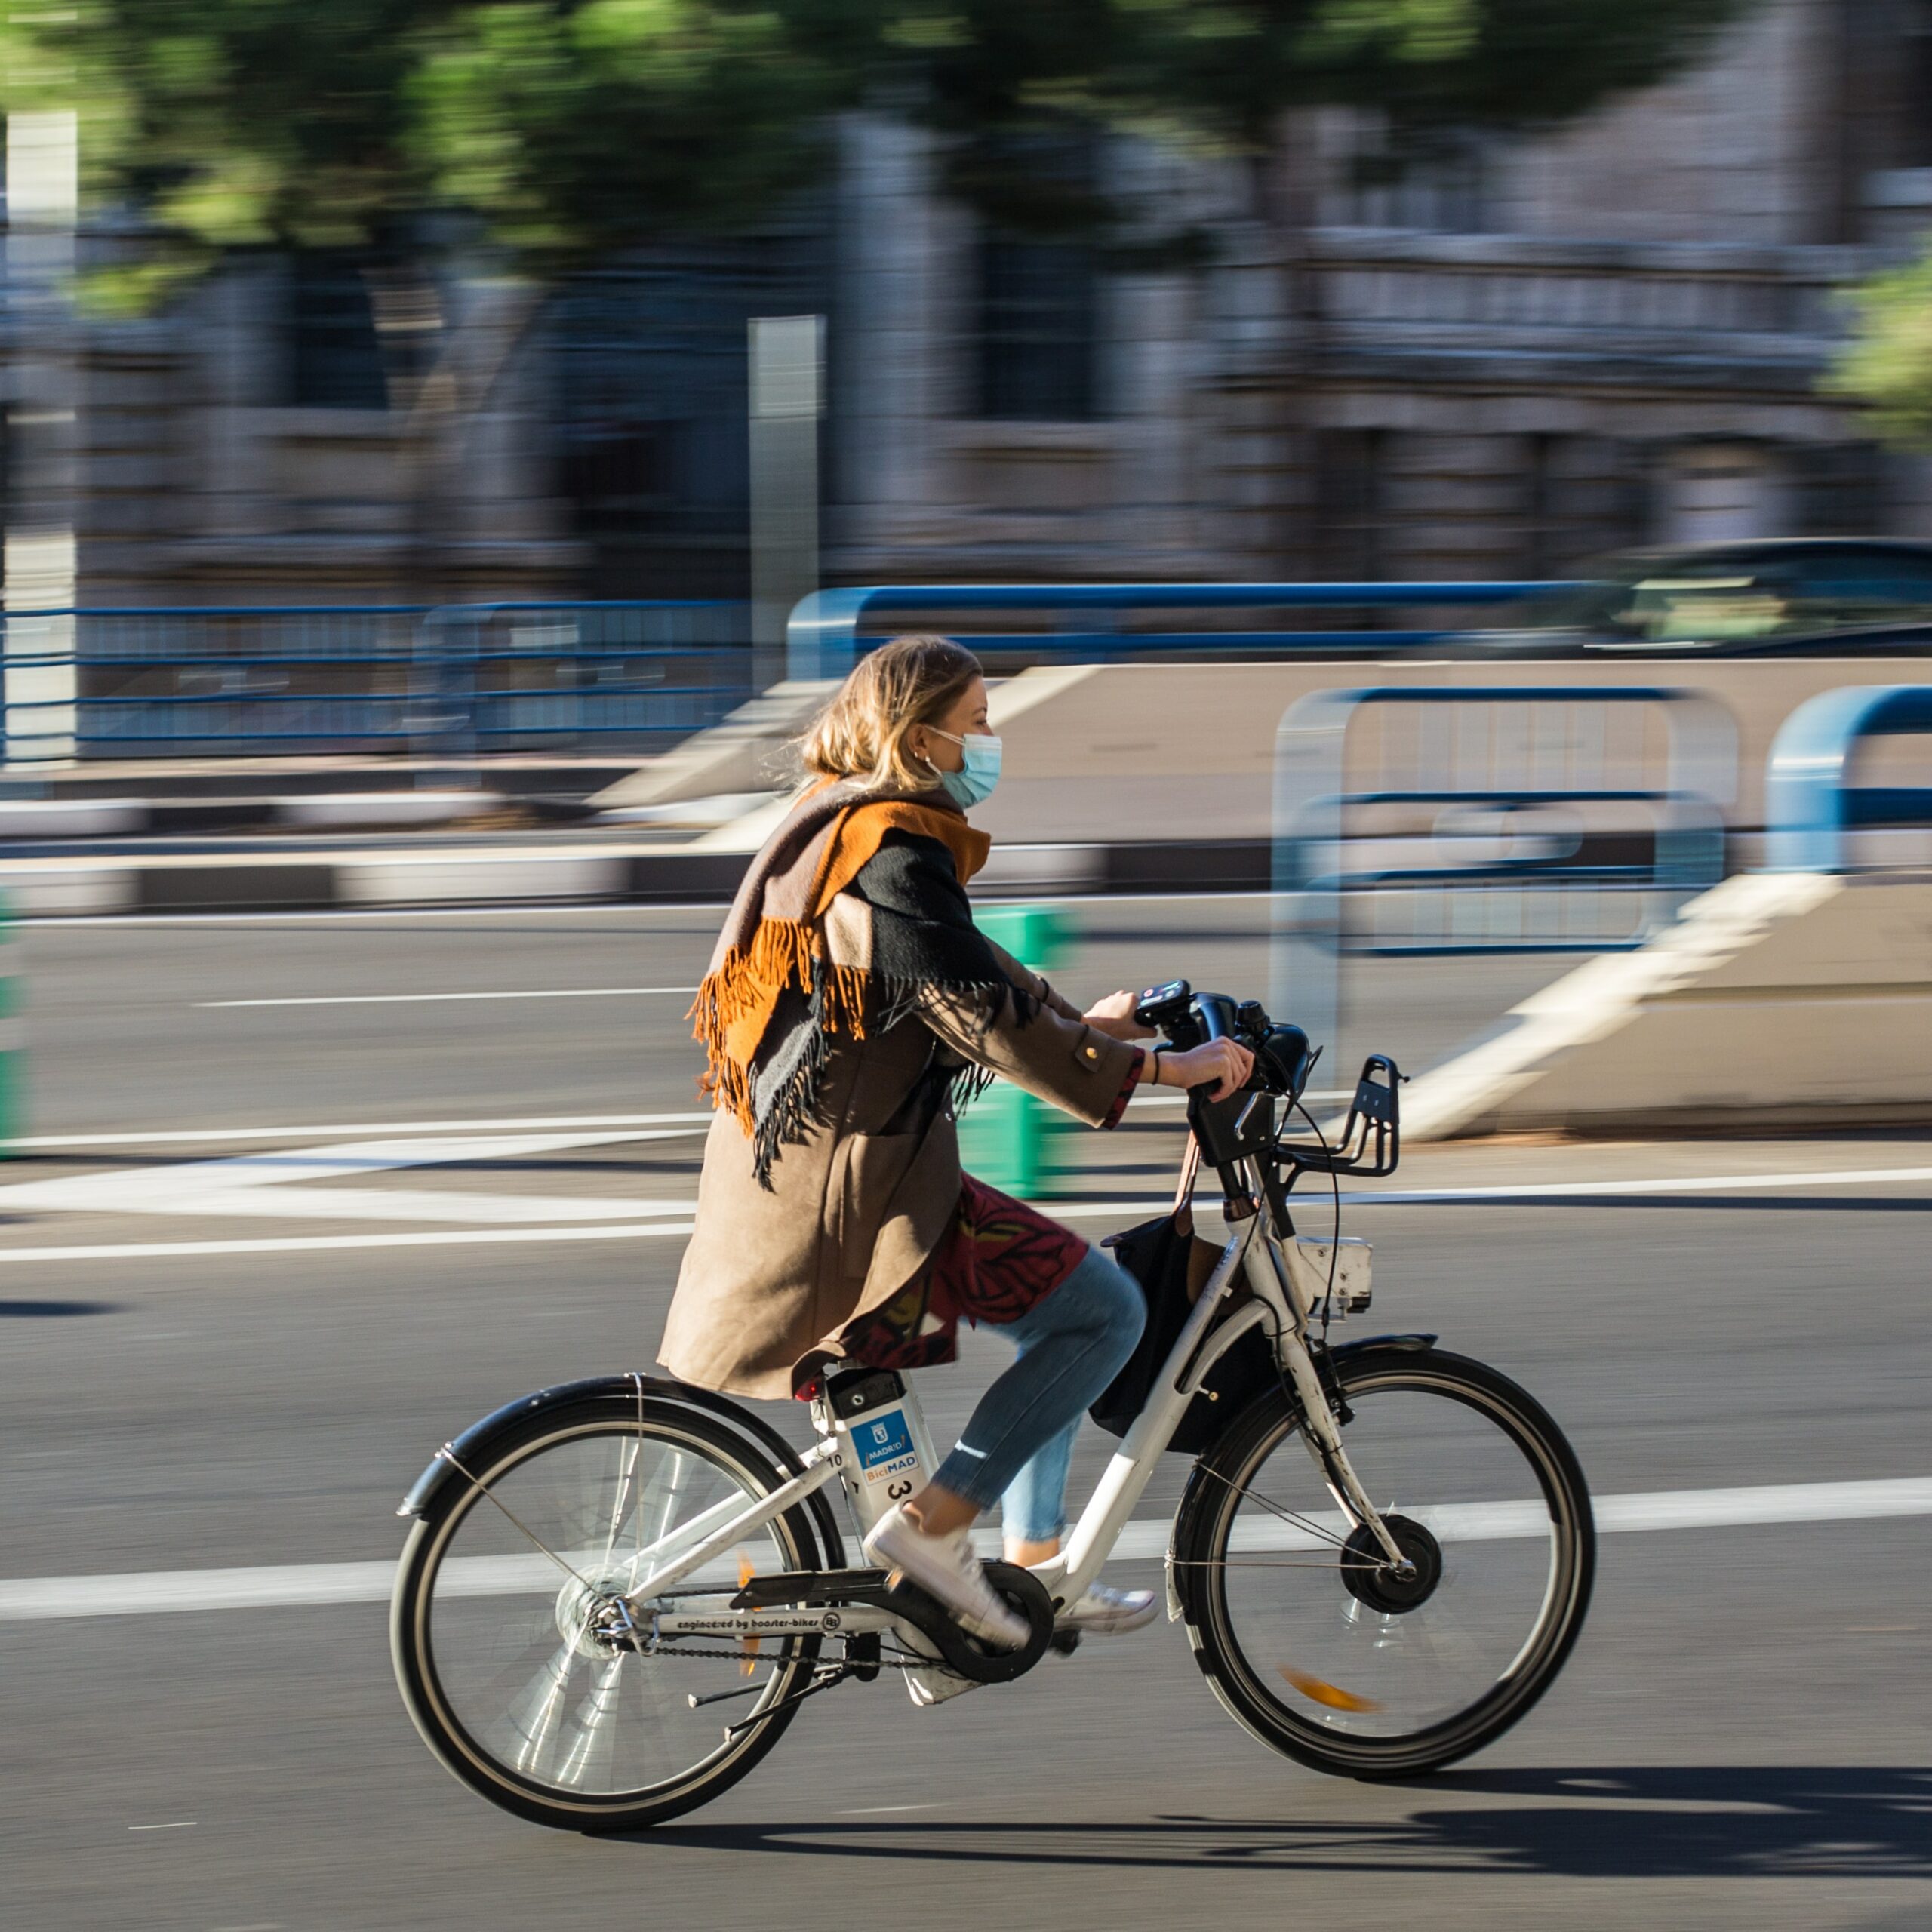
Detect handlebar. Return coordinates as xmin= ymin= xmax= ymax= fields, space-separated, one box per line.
xmin=1132 ymin=978 xmax=1404 ymax=1181
xmin=1134 ymin=979 xmax=1314 ymax=1104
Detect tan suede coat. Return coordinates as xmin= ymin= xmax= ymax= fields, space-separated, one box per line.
xmin=659 ymin=937 xmax=1137 ymax=1399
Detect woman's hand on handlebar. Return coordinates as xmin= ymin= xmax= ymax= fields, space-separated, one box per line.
xmin=1154 ymin=1038 xmax=1254 ymax=1101
xmin=1082 ymin=989 xmax=1156 ymax=1041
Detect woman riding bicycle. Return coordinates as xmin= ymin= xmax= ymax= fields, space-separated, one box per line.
xmin=660 ymin=635 xmax=1252 ymax=1653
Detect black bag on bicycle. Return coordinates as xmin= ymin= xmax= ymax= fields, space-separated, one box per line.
xmin=1090 ymin=1137 xmax=1274 ymax=1454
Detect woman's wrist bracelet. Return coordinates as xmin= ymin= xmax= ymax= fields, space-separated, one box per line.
xmin=1151 ymin=1048 xmax=1164 ymax=1088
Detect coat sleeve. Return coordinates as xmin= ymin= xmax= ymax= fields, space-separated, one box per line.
xmin=982 ymin=937 xmax=1086 ymax=1025
xmin=842 ymin=829 xmax=1142 ymax=1126
xmin=917 ymin=946 xmax=1142 ymax=1128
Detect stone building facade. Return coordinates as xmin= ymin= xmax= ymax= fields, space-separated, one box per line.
xmin=829 ymin=0 xmax=1932 ymax=589
xmin=7 ymin=0 xmax=1932 ymax=608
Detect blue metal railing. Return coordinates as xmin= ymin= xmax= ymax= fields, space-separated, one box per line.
xmin=786 ymin=581 xmax=1586 ymax=681
xmin=1 ymin=601 xmax=752 ymax=758
xmin=1764 ymin=684 xmax=1932 ymax=871
xmin=2 ymin=580 xmax=1598 ymax=761
xmin=1270 ymin=684 xmax=1737 ymax=1056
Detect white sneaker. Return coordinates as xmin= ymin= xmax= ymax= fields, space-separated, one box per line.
xmin=863 ymin=1506 xmax=1029 ymax=1651
xmin=904 ymin=1664 xmax=981 ymax=1708
xmin=1055 ymin=1581 xmax=1158 ymax=1635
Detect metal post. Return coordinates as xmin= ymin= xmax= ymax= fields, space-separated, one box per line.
xmin=957 ymin=904 xmax=1073 ymax=1195
xmin=0 ymin=890 xmax=21 ymax=1152
xmin=4 ymin=109 xmax=80 ymax=767
xmin=749 ymin=316 xmax=824 ymax=696
xmin=1271 ymin=685 xmax=1733 ymax=1074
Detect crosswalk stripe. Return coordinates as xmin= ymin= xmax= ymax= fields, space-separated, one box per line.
xmin=198 ymin=986 xmax=700 ymax=1009
xmin=4 ymin=1111 xmax=714 ymax=1150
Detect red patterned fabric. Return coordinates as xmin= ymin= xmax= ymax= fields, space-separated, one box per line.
xmin=827 ymin=1177 xmax=1090 ymax=1378
xmin=1103 ymin=1045 xmax=1146 ymax=1130
xmin=796 ymin=1047 xmax=1144 ymax=1392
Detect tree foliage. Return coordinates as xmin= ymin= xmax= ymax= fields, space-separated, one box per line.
xmin=4 ymin=0 xmax=870 ymax=275
xmin=3 ymin=0 xmax=1759 ymax=274
xmin=1828 ymin=250 xmax=1932 ymax=451
xmin=875 ymin=0 xmax=1755 ymax=232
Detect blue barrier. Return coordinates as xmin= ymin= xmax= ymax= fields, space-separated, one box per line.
xmin=1764 ymin=684 xmax=1932 ymax=872
xmin=0 ymin=601 xmax=750 ymax=758
xmin=785 ymin=581 xmax=1586 ymax=682
xmin=1271 ymin=685 xmax=1735 ymax=1059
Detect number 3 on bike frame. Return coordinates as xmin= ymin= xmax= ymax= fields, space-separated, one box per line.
xmin=390 ymin=983 xmax=1595 ymax=1833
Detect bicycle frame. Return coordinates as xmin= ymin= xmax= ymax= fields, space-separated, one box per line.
xmin=629 ymin=1152 xmax=1404 ymax=1652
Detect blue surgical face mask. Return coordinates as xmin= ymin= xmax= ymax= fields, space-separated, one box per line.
xmin=931 ymin=728 xmax=1002 ymax=809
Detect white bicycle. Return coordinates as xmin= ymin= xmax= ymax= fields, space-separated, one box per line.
xmin=391 ymin=981 xmax=1595 ymax=1832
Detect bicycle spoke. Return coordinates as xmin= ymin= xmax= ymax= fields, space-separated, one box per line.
xmin=1200 ymin=1463 xmax=1359 ymax=1553
xmin=411 ymin=1415 xmax=817 ymax=1810
xmin=503 ymin=1640 xmax=580 ymax=1778
xmin=600 ymin=1433 xmax=645 ymax=1579
xmin=1195 ymin=1363 xmax=1586 ymax=1755
xmin=438 ymin=1445 xmax=601 ymax=1595
xmin=555 ymin=1653 xmax=628 ymax=1789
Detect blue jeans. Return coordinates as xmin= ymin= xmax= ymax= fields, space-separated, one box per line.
xmin=928 ymin=1244 xmax=1146 ymax=1543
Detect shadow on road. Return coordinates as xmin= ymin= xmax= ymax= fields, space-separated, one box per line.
xmin=642 ymin=1766 xmax=1932 ymax=1881
xmin=0 ymin=1298 xmax=120 ymax=1317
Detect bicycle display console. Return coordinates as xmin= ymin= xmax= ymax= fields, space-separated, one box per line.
xmin=1133 ymin=980 xmax=1403 ymax=1181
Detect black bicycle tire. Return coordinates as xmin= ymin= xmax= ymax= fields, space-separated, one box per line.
xmin=1174 ymin=1346 xmax=1595 ymax=1780
xmin=392 ymin=1390 xmax=827 ymax=1832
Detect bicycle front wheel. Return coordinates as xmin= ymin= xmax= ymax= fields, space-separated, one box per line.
xmin=392 ymin=1390 xmax=829 ymax=1832
xmin=1174 ymin=1346 xmax=1593 ymax=1779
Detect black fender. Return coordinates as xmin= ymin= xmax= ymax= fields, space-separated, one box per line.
xmin=1186 ymin=1333 xmax=1440 ymax=1476
xmin=395 ymin=1372 xmax=848 ymax=1568
xmin=1329 ymin=1331 xmax=1438 ymax=1364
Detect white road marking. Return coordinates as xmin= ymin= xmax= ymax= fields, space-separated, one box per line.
xmin=8 ymin=1475 xmax=1927 ymax=1620
xmin=70 ymin=1186 xmax=694 ymax=1227
xmin=1327 ymin=1165 xmax=1932 ymax=1204
xmin=0 ymin=1220 xmax=698 ymax=1263
xmin=5 ymin=1110 xmax=712 ymax=1149
xmin=0 ymin=1151 xmax=1923 ymax=1266
xmin=26 ymin=903 xmax=718 ymax=927
xmin=0 ymin=1128 xmax=694 ymax=1226
xmin=200 ymin=986 xmax=698 ymax=1009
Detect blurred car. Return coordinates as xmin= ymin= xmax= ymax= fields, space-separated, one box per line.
xmin=1453 ymin=537 xmax=1932 ymax=657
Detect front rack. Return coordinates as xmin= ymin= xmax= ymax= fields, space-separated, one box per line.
xmin=1275 ymin=1054 xmax=1404 ymax=1177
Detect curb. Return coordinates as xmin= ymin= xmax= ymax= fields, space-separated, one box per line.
xmin=0 ymin=792 xmax=524 ymax=839
xmin=0 ymin=838 xmax=1272 ymax=916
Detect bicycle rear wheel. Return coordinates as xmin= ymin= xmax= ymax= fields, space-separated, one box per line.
xmin=1174 ymin=1345 xmax=1593 ymax=1779
xmin=392 ymin=1390 xmax=829 ymax=1832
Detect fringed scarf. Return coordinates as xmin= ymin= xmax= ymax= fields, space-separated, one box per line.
xmin=691 ymin=780 xmax=1019 ymax=1183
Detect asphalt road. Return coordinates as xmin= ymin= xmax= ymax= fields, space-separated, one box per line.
xmin=1 ymin=903 xmax=1927 ymax=1932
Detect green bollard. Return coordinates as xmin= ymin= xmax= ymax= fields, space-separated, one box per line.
xmin=957 ymin=902 xmax=1072 ymax=1196
xmin=0 ymin=892 xmax=17 ymax=1156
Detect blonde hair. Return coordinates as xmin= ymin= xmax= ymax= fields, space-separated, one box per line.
xmin=799 ymin=634 xmax=983 ymax=792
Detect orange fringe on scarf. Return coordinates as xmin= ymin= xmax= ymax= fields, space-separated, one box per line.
xmin=690 ymin=799 xmax=989 ymax=1133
